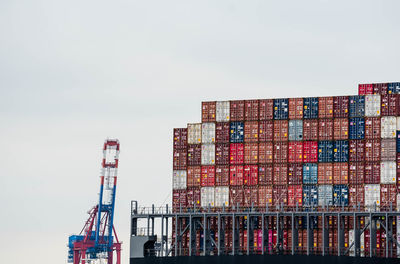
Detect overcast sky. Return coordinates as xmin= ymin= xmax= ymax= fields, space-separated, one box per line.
xmin=0 ymin=0 xmax=399 ymax=263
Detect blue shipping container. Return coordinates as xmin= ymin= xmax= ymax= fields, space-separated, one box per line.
xmin=318 ymin=141 xmax=334 ymax=163
xmin=333 ymin=140 xmax=349 ymax=162
xmin=230 ymin=121 xmax=244 ymax=143
xmin=349 ymin=117 xmax=365 ymax=140
xmin=303 ymin=163 xmax=318 ymax=184
xmin=274 ymin=99 xmax=289 ymax=120
xmin=349 ymin=96 xmax=365 ymax=118
xmin=303 ymin=185 xmax=318 ymax=207
xmin=300 ymin=216 xmax=318 ymax=229
xmin=288 ymin=120 xmax=303 ymax=141
xmin=333 ymin=185 xmax=349 ymax=207
xmin=388 ymin=82 xmax=400 ymax=94
xmin=397 ymin=131 xmax=400 ymax=153
xmin=303 ymin=97 xmax=319 ymax=119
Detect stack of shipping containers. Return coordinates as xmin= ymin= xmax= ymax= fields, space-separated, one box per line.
xmin=172 ymin=82 xmax=400 ymax=257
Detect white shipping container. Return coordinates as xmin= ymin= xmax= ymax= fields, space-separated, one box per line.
xmin=380 ymin=161 xmax=396 ymax=184
xmin=318 ymin=185 xmax=333 ymax=207
xmin=216 ymin=101 xmax=230 ymax=122
xmin=215 ymin=186 xmax=229 ymax=207
xmin=397 ymin=193 xmax=400 ymax=211
xmin=381 ymin=116 xmax=396 ymax=138
xmin=201 ymin=144 xmax=215 ymax=165
xmin=365 ymin=95 xmax=381 ymax=117
xmin=396 ymin=117 xmax=400 ymax=130
xmin=202 ymin=123 xmax=216 ymax=143
xmin=188 ymin=123 xmax=202 ymax=144
xmin=172 ymin=170 xmax=187 ymax=190
xmin=201 ymin=187 xmax=215 ymax=207
xmin=364 ymin=184 xmax=380 ymax=209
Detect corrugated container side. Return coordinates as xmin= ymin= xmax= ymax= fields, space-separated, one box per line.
xmin=318 ymin=141 xmax=333 ymax=163
xmin=364 ymin=184 xmax=380 ymax=209
xmin=258 ymin=142 xmax=273 ymax=163
xmin=373 ymin=83 xmax=388 ymax=95
xmin=201 ymin=143 xmax=215 ymax=165
xmin=318 ymin=163 xmax=333 ymax=184
xmin=215 ymin=122 xmax=230 ymax=143
xmin=273 ymin=142 xmax=288 ymax=163
xmin=349 ymin=117 xmax=365 ymax=140
xmin=230 ymin=121 xmax=244 ymax=143
xmin=365 ymin=162 xmax=380 ymax=184
xmin=244 ymin=121 xmax=259 ymax=142
xmin=273 ymin=99 xmax=289 ymax=120
xmin=398 ymin=153 xmax=400 ymax=185
xmin=258 ymin=186 xmax=273 ymax=207
xmin=349 ymin=162 xmax=364 ymax=184
xmin=288 ymin=185 xmax=303 ymax=207
xmin=230 ymin=143 xmax=244 ymax=164
xmin=229 ymin=165 xmax=244 ymax=185
xmin=216 ymin=101 xmax=230 ymax=122
xmin=215 ymin=143 xmax=229 ymax=165
xmin=333 ymin=140 xmax=349 ymax=162
xmin=201 ymin=187 xmax=215 ymax=207
xmin=201 ymin=123 xmax=215 ymax=143
xmin=303 ymin=119 xmax=318 ymax=140
xmin=349 ymin=96 xmax=365 ymax=118
xmin=202 ymin=101 xmax=216 ymax=122
xmin=259 ymin=120 xmax=273 ymax=142
xmin=388 ymin=82 xmax=400 ymax=94
xmin=288 ymin=141 xmax=303 ymax=163
xmin=243 ymin=186 xmax=258 ymax=207
xmin=173 ymin=189 xmax=188 ymax=211
xmin=215 ymin=165 xmax=229 ymax=186
xmin=187 ymin=166 xmax=201 ymax=187
xmin=318 ymin=185 xmax=333 ymax=207
xmin=318 ymin=97 xmax=334 ymax=118
xmin=303 ymin=97 xmax=319 ymax=119
xmin=288 ymin=163 xmax=303 ymax=185
xmin=259 ymin=99 xmax=274 ymax=120
xmin=244 ymin=165 xmax=258 ymax=185
xmin=333 ymin=96 xmax=349 ymax=118
xmin=188 ymin=123 xmax=202 ymax=144
xmin=333 ymin=163 xmax=348 ymax=184
xmin=258 ymin=164 xmax=273 ymax=185
xmin=186 ymin=187 xmax=201 ymax=208
xmin=318 ymin=119 xmax=333 ymax=140
xmin=173 ymin=148 xmax=187 ymax=170
xmin=244 ymin=100 xmax=259 ymax=121
xmin=365 ymin=95 xmax=381 ymax=117
xmin=289 ymin=98 xmax=303 ymax=119
xmin=303 ymin=185 xmax=318 ymax=207
xmin=288 ymin=120 xmax=303 ymax=141
xmin=303 ymin=141 xmax=318 ymax=163
xmin=397 ymin=131 xmax=400 ymax=153
xmin=273 ymin=164 xmax=288 ymax=185
xmin=173 ymin=128 xmax=187 ymax=149
xmin=381 ymin=94 xmax=399 ymax=116
xmin=244 ymin=143 xmax=258 ymax=164
xmin=230 ymin=100 xmax=245 ymax=121
xmin=380 ymin=161 xmax=396 ymax=184
xmin=365 ymin=139 xmax=381 ymax=162
xmin=381 ymin=116 xmax=396 ymax=138
xmin=273 ymin=120 xmax=289 ymax=141
xmin=187 ymin=144 xmax=201 ymax=166
xmin=365 ymin=117 xmax=381 ymax=139
xmin=172 ymin=170 xmax=187 ymax=190
xmin=229 ymin=186 xmax=244 ymax=207
xmin=215 ymin=186 xmax=229 ymax=207
xmin=359 ymin=83 xmax=373 ymax=95
xmin=349 ymin=185 xmax=364 ymax=208
xmin=303 ymin=163 xmax=318 ymax=184
xmin=273 ymin=185 xmax=288 ymax=207
xmin=381 ymin=139 xmax=396 ymax=160
xmin=333 ymin=185 xmax=349 ymax=207
xmin=200 ymin=165 xmax=215 ymax=186
xmin=349 ymin=140 xmax=365 ymax=162
xmin=380 ymin=184 xmax=397 ymax=210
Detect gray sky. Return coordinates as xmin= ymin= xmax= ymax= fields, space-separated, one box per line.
xmin=0 ymin=0 xmax=399 ymax=263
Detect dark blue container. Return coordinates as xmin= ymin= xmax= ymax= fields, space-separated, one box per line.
xmin=333 ymin=185 xmax=349 ymax=207
xmin=303 ymin=185 xmax=318 ymax=207
xmin=303 ymin=97 xmax=319 ymax=119
xmin=300 ymin=216 xmax=318 ymax=229
xmin=333 ymin=140 xmax=348 ymax=162
xmin=349 ymin=117 xmax=365 ymax=140
xmin=397 ymin=131 xmax=400 ymax=153
xmin=230 ymin=121 xmax=244 ymax=143
xmin=303 ymin=163 xmax=318 ymax=184
xmin=318 ymin=141 xmax=334 ymax=163
xmin=273 ymin=99 xmax=289 ymax=120
xmin=349 ymin=96 xmax=365 ymax=118
xmin=388 ymin=82 xmax=400 ymax=94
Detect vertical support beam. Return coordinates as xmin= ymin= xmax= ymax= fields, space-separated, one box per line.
xmin=276 ymin=213 xmax=280 ymax=254
xmin=354 ymin=213 xmax=360 ymax=257
xmin=161 ymin=216 xmax=164 ymax=257
xmin=232 ymin=214 xmax=236 ymax=256
xmin=337 ymin=214 xmax=340 ymax=256
xmin=369 ymin=214 xmax=372 ymax=258
xmin=147 ymin=215 xmax=150 ymax=236
xmin=370 ymin=214 xmax=376 ymax=258
xmin=203 ymin=214 xmax=206 ymax=256
xmin=218 ymin=213 xmax=221 ymax=256
xmin=306 ymin=213 xmax=310 ymax=256
xmin=189 ymin=215 xmax=192 ymax=257
xmin=292 ymin=213 xmax=295 ymax=255
xmin=386 ymin=213 xmax=389 ymax=258
xmin=175 ymin=215 xmax=178 ymax=257
xmin=165 ymin=217 xmax=169 ymax=257
xmin=322 ymin=214 xmax=325 ymax=256
xmin=247 ymin=213 xmax=250 ymax=255
xmin=262 ymin=214 xmax=265 ymax=255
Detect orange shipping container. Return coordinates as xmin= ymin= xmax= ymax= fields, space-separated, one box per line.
xmin=319 ymin=97 xmax=334 ymax=118
xmin=187 ymin=166 xmax=201 ymax=187
xmin=244 ymin=143 xmax=258 ymax=164
xmin=244 ymin=100 xmax=259 ymax=121
xmin=333 ymin=163 xmax=348 ymax=184
xmin=258 ymin=186 xmax=273 ymax=207
xmin=258 ymin=142 xmax=273 ymax=163
xmin=365 ymin=117 xmax=381 ymax=139
xmin=273 ymin=164 xmax=288 ymax=185
xmin=303 ymin=119 xmax=318 ymax=141
xmin=273 ymin=120 xmax=289 ymax=141
xmin=289 ymin=98 xmax=303 ymax=119
xmin=258 ymin=164 xmax=273 ymax=185
xmin=273 ymin=142 xmax=288 ymax=163
xmin=259 ymin=120 xmax=274 ymax=142
xmin=288 ymin=141 xmax=303 ymax=163
xmin=318 ymin=163 xmax=333 ymax=184
xmin=333 ymin=118 xmax=349 ymax=140
xmin=318 ymin=119 xmax=333 ymax=140
xmin=259 ymin=99 xmax=274 ymax=120
xmin=215 ymin=165 xmax=229 ymax=186
xmin=365 ymin=139 xmax=381 ymax=162
xmin=244 ymin=121 xmax=259 ymax=142
xmin=202 ymin=101 xmax=216 ymax=122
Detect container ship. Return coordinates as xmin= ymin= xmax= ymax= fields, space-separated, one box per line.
xmin=130 ymin=82 xmax=400 ymax=264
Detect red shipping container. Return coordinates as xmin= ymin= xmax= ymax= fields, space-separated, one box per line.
xmin=273 ymin=120 xmax=289 ymax=141
xmin=318 ymin=119 xmax=334 ymax=140
xmin=258 ymin=164 xmax=273 ymax=185
xmin=288 ymin=141 xmax=303 ymax=163
xmin=202 ymin=101 xmax=216 ymax=122
xmin=230 ymin=143 xmax=244 ymax=165
xmin=333 ymin=163 xmax=348 ymax=184
xmin=373 ymin=83 xmax=388 ymax=95
xmin=365 ymin=117 xmax=381 ymax=139
xmin=359 ymin=84 xmax=373 ymax=95
xmin=259 ymin=99 xmax=274 ymax=120
xmin=303 ymin=119 xmax=318 ymax=141
xmin=244 ymin=121 xmax=259 ymax=142
xmin=230 ymin=165 xmax=244 ymax=185
xmin=273 ymin=185 xmax=288 ymax=207
xmin=319 ymin=97 xmax=334 ymax=119
xmin=333 ymin=96 xmax=349 ymax=118
xmin=215 ymin=122 xmax=230 ymax=143
xmin=243 ymin=186 xmax=258 ymax=207
xmin=288 ymin=185 xmax=303 ymax=207
xmin=187 ymin=144 xmax=201 ymax=166
xmin=258 ymin=142 xmax=273 ymax=164
xmin=258 ymin=186 xmax=273 ymax=207
xmin=289 ymin=98 xmax=303 ymax=119
xmin=173 ymin=128 xmax=187 ymax=149
xmin=349 ymin=140 xmax=365 ymax=162
xmin=186 ymin=187 xmax=201 ymax=208
xmin=229 ymin=186 xmax=244 ymax=207
xmin=365 ymin=139 xmax=381 ymax=162
xmin=215 ymin=165 xmax=229 ymax=186
xmin=244 ymin=165 xmax=258 ymax=185
xmin=333 ymin=118 xmax=349 ymax=140
xmin=381 ymin=94 xmax=399 ymax=116
xmin=380 ymin=184 xmax=397 ymax=210
xmin=259 ymin=120 xmax=274 ymax=142
xmin=245 ymin=100 xmax=259 ymax=121
xmin=288 ymin=163 xmax=303 ymax=185
xmin=187 ymin=166 xmax=201 ymax=187
xmin=273 ymin=142 xmax=288 ymax=163
xmin=213 ymin=143 xmax=228 ymax=165
xmin=303 ymin=141 xmax=318 ymax=163
xmin=397 ymin=153 xmax=400 ymax=185
xmin=273 ymin=164 xmax=288 ymax=185
xmin=349 ymin=162 xmax=364 ymax=184
xmin=364 ymin=162 xmax=380 ymax=184
xmin=349 ymin=184 xmax=365 ymax=208
xmin=318 ymin=163 xmax=333 ymax=184
xmin=230 ymin=100 xmax=245 ymax=121
xmin=172 ymin=190 xmax=187 ymax=211
xmin=173 ymin=148 xmax=187 ymax=170
xmin=201 ymin=166 xmax=215 ymax=186
xmin=244 ymin=143 xmax=258 ymax=164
